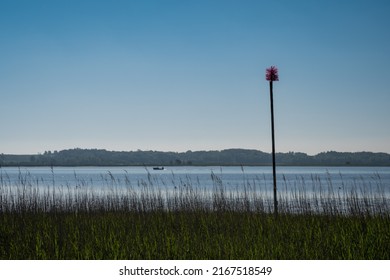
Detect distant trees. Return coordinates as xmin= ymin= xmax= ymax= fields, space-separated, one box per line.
xmin=0 ymin=149 xmax=389 ymax=166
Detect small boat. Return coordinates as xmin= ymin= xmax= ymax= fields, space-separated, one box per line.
xmin=153 ymin=167 xmax=165 ymax=170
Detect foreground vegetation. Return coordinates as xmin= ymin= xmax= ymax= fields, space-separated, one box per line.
xmin=0 ymin=171 xmax=389 ymax=259
xmin=1 ymin=210 xmax=389 ymax=259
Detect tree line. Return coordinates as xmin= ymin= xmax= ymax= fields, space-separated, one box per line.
xmin=1 ymin=148 xmax=389 ymax=167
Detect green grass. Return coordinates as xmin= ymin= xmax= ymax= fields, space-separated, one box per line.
xmin=0 ymin=170 xmax=389 ymax=259
xmin=1 ymin=210 xmax=389 ymax=259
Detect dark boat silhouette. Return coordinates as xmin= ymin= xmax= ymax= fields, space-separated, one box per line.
xmin=153 ymin=167 xmax=165 ymax=170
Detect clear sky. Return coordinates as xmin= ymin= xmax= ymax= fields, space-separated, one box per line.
xmin=1 ymin=0 xmax=389 ymax=155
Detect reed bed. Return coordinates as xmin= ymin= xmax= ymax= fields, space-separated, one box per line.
xmin=0 ymin=169 xmax=389 ymax=259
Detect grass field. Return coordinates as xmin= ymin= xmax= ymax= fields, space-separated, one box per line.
xmin=0 ymin=171 xmax=389 ymax=259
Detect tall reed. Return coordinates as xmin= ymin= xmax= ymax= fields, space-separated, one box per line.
xmin=0 ymin=169 xmax=389 ymax=259
xmin=1 ymin=169 xmax=388 ymax=216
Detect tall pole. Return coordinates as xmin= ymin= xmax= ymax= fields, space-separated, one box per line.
xmin=266 ymin=66 xmax=279 ymax=217
xmin=269 ymin=80 xmax=278 ymax=216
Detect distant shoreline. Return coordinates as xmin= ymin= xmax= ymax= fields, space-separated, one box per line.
xmin=1 ymin=148 xmax=389 ymax=167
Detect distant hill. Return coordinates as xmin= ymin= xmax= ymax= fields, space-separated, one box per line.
xmin=1 ymin=148 xmax=389 ymax=166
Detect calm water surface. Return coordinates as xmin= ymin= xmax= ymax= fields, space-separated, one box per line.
xmin=1 ymin=166 xmax=389 ymax=197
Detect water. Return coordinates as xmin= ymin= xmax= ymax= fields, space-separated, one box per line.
xmin=1 ymin=165 xmax=389 ymax=195
xmin=1 ymin=166 xmax=389 ymax=214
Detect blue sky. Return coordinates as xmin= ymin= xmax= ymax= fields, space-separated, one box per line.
xmin=1 ymin=0 xmax=389 ymax=155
